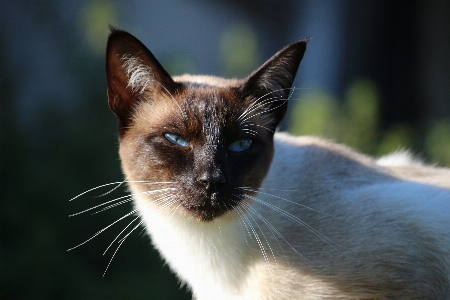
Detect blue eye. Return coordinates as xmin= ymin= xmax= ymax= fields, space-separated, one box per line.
xmin=228 ymin=139 xmax=252 ymax=152
xmin=164 ymin=133 xmax=189 ymax=147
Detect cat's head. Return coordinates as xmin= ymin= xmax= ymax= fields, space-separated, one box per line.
xmin=106 ymin=29 xmax=307 ymax=221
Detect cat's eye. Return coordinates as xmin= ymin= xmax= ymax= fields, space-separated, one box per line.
xmin=228 ymin=139 xmax=252 ymax=152
xmin=164 ymin=133 xmax=189 ymax=147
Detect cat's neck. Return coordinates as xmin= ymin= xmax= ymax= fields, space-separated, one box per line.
xmin=134 ymin=195 xmax=252 ymax=299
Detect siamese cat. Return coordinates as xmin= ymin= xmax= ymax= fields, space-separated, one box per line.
xmin=79 ymin=28 xmax=450 ymax=299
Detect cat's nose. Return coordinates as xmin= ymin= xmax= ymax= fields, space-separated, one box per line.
xmin=198 ymin=172 xmax=226 ymax=192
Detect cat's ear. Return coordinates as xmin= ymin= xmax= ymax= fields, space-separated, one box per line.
xmin=241 ymin=39 xmax=309 ymax=130
xmin=106 ymin=28 xmax=177 ymax=128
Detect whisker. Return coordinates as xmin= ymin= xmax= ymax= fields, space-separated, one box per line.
xmin=91 ymin=197 xmax=133 ymax=215
xmin=239 ymin=187 xmax=340 ymax=220
xmin=69 ymin=187 xmax=176 ymax=217
xmin=222 ymin=199 xmax=252 ymax=244
xmin=102 ymin=219 xmax=145 ymax=278
xmin=242 ymin=192 xmax=342 ymax=254
xmin=155 ymin=194 xmax=178 ymax=210
xmin=237 ymin=88 xmax=297 ymax=123
xmin=69 ymin=182 xmax=128 ymax=202
xmin=92 ymin=175 xmax=171 ymax=199
xmin=102 ymin=238 xmax=125 ymax=278
xmin=67 ymin=209 xmax=139 ymax=251
xmin=168 ymin=202 xmax=184 ymax=220
xmin=239 ymin=98 xmax=287 ymax=125
xmin=69 ymin=194 xmax=132 ymax=217
xmin=117 ymin=220 xmax=145 ymax=245
xmin=234 ymin=205 xmax=252 ymax=246
xmin=230 ymin=199 xmax=272 ymax=272
xmin=238 ymin=200 xmax=279 ymax=270
xmin=237 ymin=86 xmax=304 ymax=122
xmin=239 ymin=186 xmax=298 ymax=192
xmin=103 ymin=214 xmax=142 ymax=255
xmin=237 ymin=96 xmax=281 ymax=124
xmin=69 ymin=180 xmax=173 ymax=202
xmin=93 ymin=176 xmax=130 ymax=198
xmin=69 ymin=180 xmax=180 ymax=276
xmin=138 ymin=226 xmax=147 ymax=236
xmin=241 ymin=123 xmax=274 ymax=134
xmin=237 ymin=88 xmax=311 ymax=127
xmin=241 ymin=128 xmax=259 ymax=136
xmin=238 ymin=197 xmax=306 ymax=262
xmin=288 ymin=86 xmax=295 ymax=100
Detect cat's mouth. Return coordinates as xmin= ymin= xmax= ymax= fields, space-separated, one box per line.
xmin=181 ymin=192 xmax=240 ymax=222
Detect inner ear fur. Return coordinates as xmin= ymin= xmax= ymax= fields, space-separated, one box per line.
xmin=106 ymin=28 xmax=178 ymax=128
xmin=240 ymin=39 xmax=309 ymax=129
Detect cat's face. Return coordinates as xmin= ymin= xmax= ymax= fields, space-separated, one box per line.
xmin=106 ymin=29 xmax=307 ymax=221
xmin=119 ymin=84 xmax=275 ymax=221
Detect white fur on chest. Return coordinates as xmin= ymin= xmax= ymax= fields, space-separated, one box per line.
xmin=134 ymin=196 xmax=256 ymax=299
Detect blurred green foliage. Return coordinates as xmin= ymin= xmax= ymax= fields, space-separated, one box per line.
xmin=290 ymin=78 xmax=450 ymax=166
xmin=220 ymin=22 xmax=260 ymax=78
xmin=425 ymin=119 xmax=450 ymax=166
xmin=80 ymin=0 xmax=120 ymax=55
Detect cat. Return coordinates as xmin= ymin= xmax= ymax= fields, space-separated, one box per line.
xmin=80 ymin=28 xmax=450 ymax=299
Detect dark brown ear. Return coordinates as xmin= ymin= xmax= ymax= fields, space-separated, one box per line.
xmin=106 ymin=28 xmax=177 ymax=129
xmin=240 ymin=39 xmax=309 ymax=131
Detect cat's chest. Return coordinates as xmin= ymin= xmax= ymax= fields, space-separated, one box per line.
xmin=134 ymin=194 xmax=254 ymax=297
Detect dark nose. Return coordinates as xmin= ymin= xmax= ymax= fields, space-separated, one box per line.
xmin=198 ymin=172 xmax=226 ymax=193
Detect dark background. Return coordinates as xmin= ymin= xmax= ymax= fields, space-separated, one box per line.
xmin=1 ymin=1 xmax=449 ymax=299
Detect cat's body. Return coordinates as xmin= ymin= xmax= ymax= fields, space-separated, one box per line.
xmin=104 ymin=29 xmax=450 ymax=299
xmin=135 ymin=132 xmax=450 ymax=299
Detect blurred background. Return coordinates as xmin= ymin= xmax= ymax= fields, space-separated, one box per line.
xmin=1 ymin=1 xmax=449 ymax=299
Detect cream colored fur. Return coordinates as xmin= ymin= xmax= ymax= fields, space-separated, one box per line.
xmin=122 ymin=54 xmax=154 ymax=94
xmin=132 ymin=132 xmax=450 ymax=299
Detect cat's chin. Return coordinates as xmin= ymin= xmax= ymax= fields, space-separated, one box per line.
xmin=181 ymin=194 xmax=241 ymax=222
xmin=184 ymin=208 xmax=227 ymax=222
